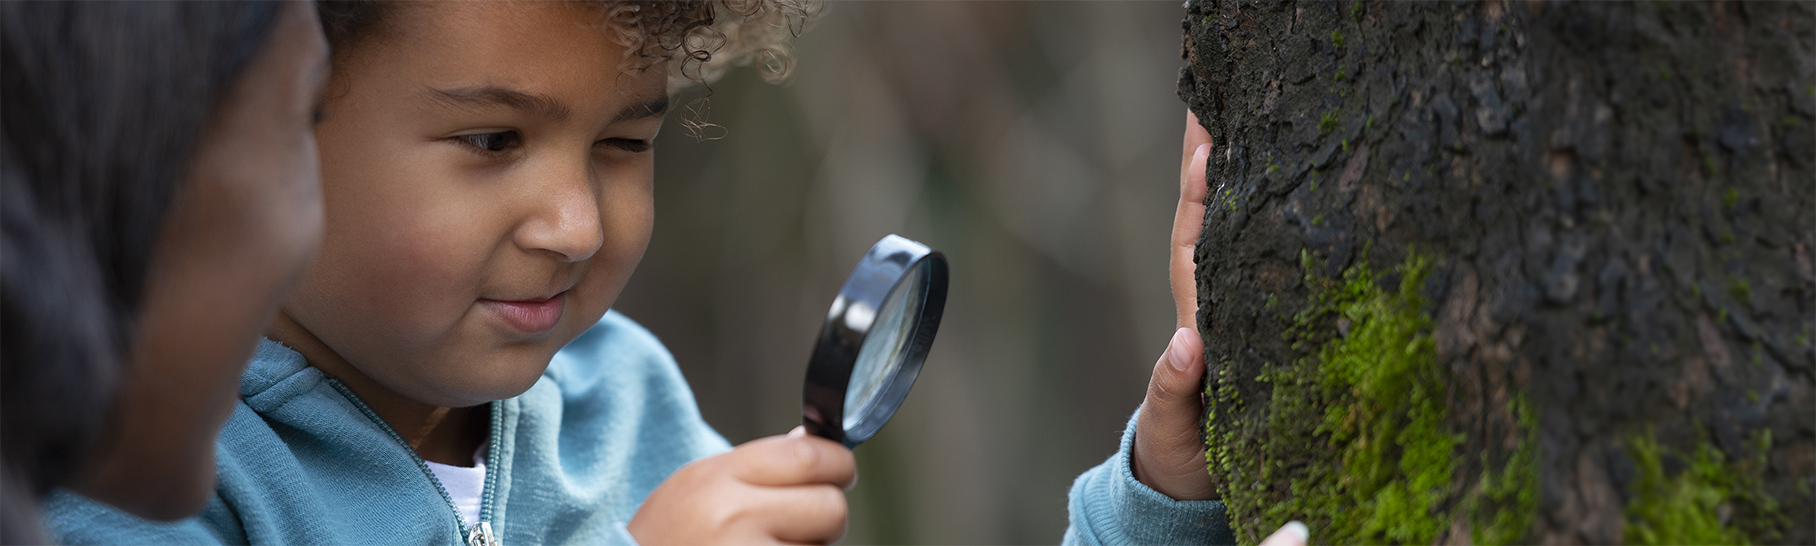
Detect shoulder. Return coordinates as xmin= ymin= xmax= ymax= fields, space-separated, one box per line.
xmin=533 ymin=310 xmax=731 ymax=479
xmin=545 ymin=310 xmax=682 ymax=393
xmin=556 ymin=309 xmax=669 ymax=365
xmin=542 ymin=311 xmax=720 ymax=434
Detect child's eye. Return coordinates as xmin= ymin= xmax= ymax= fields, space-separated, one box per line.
xmin=456 ymin=130 xmax=522 ymax=153
xmin=599 ymin=138 xmax=653 ymax=154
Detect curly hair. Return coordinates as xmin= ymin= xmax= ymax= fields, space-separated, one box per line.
xmin=317 ymin=0 xmax=817 ymax=139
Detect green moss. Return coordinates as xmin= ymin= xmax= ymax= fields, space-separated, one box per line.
xmin=1729 ymin=277 xmax=1752 ymax=303
xmin=1335 ymin=69 xmax=1348 ymax=82
xmin=1349 ymin=1 xmax=1362 ymax=21
xmin=1331 ymin=29 xmax=1346 ymax=50
xmin=1470 ymin=396 xmax=1540 ymax=545
xmin=1723 ymin=187 xmax=1740 ymax=211
xmin=1321 ymin=109 xmax=1341 ymax=134
xmin=1340 ymin=139 xmax=1351 ymax=154
xmin=1209 ymin=251 xmax=1456 ymax=544
xmin=1624 ymin=430 xmax=1782 ymax=545
xmin=1703 ymin=154 xmax=1719 ymax=179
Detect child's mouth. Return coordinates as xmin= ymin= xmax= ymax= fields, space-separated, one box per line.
xmin=478 ymin=292 xmax=566 ymax=334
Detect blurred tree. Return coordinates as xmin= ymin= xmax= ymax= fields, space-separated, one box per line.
xmin=1182 ymin=1 xmax=1814 ymax=544
xmin=623 ymin=3 xmax=1196 ymax=543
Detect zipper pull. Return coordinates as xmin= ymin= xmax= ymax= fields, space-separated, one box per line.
xmin=466 ymin=521 xmax=501 ymax=546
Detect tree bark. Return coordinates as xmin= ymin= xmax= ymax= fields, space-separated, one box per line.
xmin=1180 ymin=1 xmax=1814 ymax=544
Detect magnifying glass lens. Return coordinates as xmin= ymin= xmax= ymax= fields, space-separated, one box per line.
xmin=803 ymin=234 xmax=946 ymax=448
xmin=843 ymin=261 xmax=926 ymax=429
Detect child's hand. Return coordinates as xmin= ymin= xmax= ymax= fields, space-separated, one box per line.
xmin=1130 ymin=111 xmax=1219 ymax=501
xmin=629 ymin=427 xmax=856 ymax=545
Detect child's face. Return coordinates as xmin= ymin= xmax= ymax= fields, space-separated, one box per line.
xmin=280 ymin=1 xmax=665 ymax=408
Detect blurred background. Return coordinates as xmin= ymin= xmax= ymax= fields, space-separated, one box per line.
xmin=616 ymin=2 xmax=1191 ymax=543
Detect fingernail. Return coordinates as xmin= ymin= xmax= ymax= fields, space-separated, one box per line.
xmin=1194 ymin=143 xmax=1211 ymax=161
xmin=788 ymin=426 xmax=806 ymax=438
xmin=1281 ymin=521 xmax=1310 ymax=543
xmin=1167 ymin=328 xmax=1193 ymax=372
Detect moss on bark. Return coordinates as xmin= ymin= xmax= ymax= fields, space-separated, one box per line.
xmin=1181 ymin=1 xmax=1814 ymax=543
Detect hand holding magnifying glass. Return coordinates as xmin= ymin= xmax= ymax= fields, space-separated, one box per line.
xmin=802 ymin=235 xmax=948 ymax=448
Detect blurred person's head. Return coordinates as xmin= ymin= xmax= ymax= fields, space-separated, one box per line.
xmin=264 ymin=0 xmax=803 ymax=441
xmin=0 ymin=0 xmax=328 ymax=536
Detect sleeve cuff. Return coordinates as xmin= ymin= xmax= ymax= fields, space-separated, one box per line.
xmin=1067 ymin=408 xmax=1234 ymax=545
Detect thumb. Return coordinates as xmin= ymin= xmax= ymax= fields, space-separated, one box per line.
xmin=1132 ymin=327 xmax=1217 ymax=500
xmin=1145 ymin=328 xmax=1205 ymax=415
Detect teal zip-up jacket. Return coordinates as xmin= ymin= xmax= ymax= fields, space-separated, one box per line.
xmin=44 ymin=311 xmax=730 ymax=545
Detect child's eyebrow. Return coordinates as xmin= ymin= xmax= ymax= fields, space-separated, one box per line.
xmin=612 ymin=97 xmax=669 ymax=124
xmin=426 ymin=86 xmax=571 ymax=121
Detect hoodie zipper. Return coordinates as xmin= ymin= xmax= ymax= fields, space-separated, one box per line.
xmin=327 ymin=379 xmax=504 ymax=546
xmin=470 ymin=402 xmax=506 ymax=546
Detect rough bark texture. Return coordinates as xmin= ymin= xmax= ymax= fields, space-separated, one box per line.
xmin=1180 ymin=1 xmax=1814 ymax=544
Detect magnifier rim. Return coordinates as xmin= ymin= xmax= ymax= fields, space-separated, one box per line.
xmin=801 ymin=234 xmax=948 ymax=448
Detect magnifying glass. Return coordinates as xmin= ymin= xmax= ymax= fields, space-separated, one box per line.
xmin=802 ymin=234 xmax=948 ymax=448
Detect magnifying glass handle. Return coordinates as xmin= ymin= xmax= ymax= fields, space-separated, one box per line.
xmin=802 ymin=383 xmax=847 ymax=445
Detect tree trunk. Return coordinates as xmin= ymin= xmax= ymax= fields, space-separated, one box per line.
xmin=1180 ymin=1 xmax=1814 ymax=544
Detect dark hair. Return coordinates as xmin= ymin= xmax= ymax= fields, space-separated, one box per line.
xmin=0 ymin=1 xmax=282 ymax=540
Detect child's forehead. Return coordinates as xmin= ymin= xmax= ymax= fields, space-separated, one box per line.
xmin=372 ymin=2 xmax=658 ymax=84
xmin=326 ymin=2 xmax=668 ymax=121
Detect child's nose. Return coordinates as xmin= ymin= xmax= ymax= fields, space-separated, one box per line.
xmin=514 ymin=172 xmax=604 ymax=263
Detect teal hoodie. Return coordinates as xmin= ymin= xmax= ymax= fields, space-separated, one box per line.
xmin=44 ymin=311 xmax=730 ymax=545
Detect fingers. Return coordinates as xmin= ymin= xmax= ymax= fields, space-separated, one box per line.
xmin=749 ymin=484 xmax=850 ymax=544
xmin=1179 ymin=111 xmax=1213 ymax=195
xmin=1144 ymin=328 xmax=1205 ymax=424
xmin=1131 ymin=328 xmax=1218 ymax=500
xmin=1259 ymin=521 xmax=1311 ymax=546
xmin=730 ymin=434 xmax=857 ymax=490
xmin=1173 ymin=111 xmax=1213 ymax=331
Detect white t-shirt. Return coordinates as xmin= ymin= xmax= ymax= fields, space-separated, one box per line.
xmin=425 ymin=450 xmax=487 ymax=525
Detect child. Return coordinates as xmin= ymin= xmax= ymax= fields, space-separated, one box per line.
xmin=46 ymin=1 xmax=851 ymax=544
xmin=1060 ymin=114 xmax=1307 ymax=546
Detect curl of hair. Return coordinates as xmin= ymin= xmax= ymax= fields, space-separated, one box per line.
xmin=600 ymin=0 xmax=820 ymax=139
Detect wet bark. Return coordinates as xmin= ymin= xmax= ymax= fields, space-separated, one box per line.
xmin=1180 ymin=1 xmax=1814 ymax=543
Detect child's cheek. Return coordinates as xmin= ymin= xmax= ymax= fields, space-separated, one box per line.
xmin=355 ymin=204 xmax=495 ymax=339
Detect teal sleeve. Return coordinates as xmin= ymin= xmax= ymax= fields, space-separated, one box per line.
xmin=1063 ymin=409 xmax=1235 ymax=546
